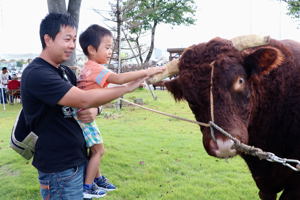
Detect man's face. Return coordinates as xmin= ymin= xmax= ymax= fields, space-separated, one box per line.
xmin=45 ymin=25 xmax=77 ymax=65
xmin=2 ymin=69 xmax=7 ymax=74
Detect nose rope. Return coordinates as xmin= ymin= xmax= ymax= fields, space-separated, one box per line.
xmin=119 ymin=98 xmax=300 ymax=171
xmin=209 ymin=61 xmax=217 ymax=142
xmin=119 ymin=98 xmax=210 ymax=127
xmin=206 ymin=61 xmax=300 ymax=171
xmin=209 ymin=61 xmax=215 ymax=123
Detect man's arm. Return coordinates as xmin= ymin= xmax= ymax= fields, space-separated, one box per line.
xmin=58 ymin=77 xmax=146 ymax=108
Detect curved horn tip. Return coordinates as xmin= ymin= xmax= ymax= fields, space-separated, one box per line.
xmin=231 ymin=34 xmax=270 ymax=51
xmin=147 ymin=59 xmax=179 ymax=84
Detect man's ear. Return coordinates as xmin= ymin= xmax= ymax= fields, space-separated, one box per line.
xmin=44 ymin=34 xmax=52 ymax=47
xmin=164 ymin=77 xmax=185 ymax=101
xmin=244 ymin=47 xmax=284 ymax=78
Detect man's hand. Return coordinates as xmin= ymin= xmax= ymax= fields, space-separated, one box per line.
xmin=125 ymin=77 xmax=147 ymax=93
xmin=77 ymin=107 xmax=98 ymax=123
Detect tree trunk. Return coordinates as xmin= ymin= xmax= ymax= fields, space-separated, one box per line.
xmin=144 ymin=21 xmax=157 ymax=64
xmin=47 ymin=0 xmax=82 ymax=66
xmin=116 ymin=0 xmax=122 ymax=74
xmin=135 ymin=36 xmax=144 ymax=64
xmin=116 ymin=0 xmax=123 ymax=110
xmin=47 ymin=0 xmax=67 ymax=13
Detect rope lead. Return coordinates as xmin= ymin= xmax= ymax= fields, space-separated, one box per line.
xmin=120 ymin=98 xmax=300 ymax=172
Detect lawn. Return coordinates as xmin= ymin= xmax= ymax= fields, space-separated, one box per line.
xmin=0 ymin=89 xmax=259 ymax=200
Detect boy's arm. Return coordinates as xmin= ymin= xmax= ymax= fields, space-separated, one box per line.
xmin=107 ymin=66 xmax=165 ymax=84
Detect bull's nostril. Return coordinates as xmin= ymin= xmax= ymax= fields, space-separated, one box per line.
xmin=214 ymin=139 xmax=237 ymax=158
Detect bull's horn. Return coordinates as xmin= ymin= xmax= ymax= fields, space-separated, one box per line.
xmin=231 ymin=34 xmax=270 ymax=51
xmin=147 ymin=59 xmax=179 ymax=84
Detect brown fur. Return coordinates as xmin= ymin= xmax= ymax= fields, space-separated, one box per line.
xmin=165 ymin=37 xmax=300 ymax=200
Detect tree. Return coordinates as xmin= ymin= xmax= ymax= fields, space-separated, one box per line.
xmin=280 ymin=0 xmax=300 ymax=22
xmin=93 ymin=0 xmax=141 ymax=71
xmin=47 ymin=0 xmax=82 ymax=66
xmin=124 ymin=0 xmax=196 ymax=64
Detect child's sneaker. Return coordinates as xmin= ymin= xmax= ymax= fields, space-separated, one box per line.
xmin=94 ymin=176 xmax=117 ymax=191
xmin=83 ymin=183 xmax=106 ymax=199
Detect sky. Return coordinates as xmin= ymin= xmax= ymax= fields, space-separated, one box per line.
xmin=0 ymin=0 xmax=299 ymax=58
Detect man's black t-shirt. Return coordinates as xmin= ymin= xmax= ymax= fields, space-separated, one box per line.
xmin=21 ymin=58 xmax=87 ymax=173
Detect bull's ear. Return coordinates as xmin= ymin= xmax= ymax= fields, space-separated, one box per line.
xmin=244 ymin=47 xmax=284 ymax=78
xmin=164 ymin=78 xmax=185 ymax=101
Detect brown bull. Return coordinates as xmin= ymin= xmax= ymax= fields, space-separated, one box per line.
xmin=150 ymin=35 xmax=300 ymax=199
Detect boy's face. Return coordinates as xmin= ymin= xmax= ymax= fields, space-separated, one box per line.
xmin=45 ymin=25 xmax=76 ymax=65
xmin=94 ymin=35 xmax=113 ymax=64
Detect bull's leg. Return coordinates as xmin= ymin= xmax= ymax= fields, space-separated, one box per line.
xmin=258 ymin=190 xmax=277 ymax=200
xmin=242 ymin=156 xmax=279 ymax=200
xmin=279 ymin=188 xmax=300 ymax=200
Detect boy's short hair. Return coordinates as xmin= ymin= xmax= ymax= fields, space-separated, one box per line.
xmin=39 ymin=13 xmax=77 ymax=49
xmin=2 ymin=67 xmax=7 ymax=71
xmin=79 ymin=24 xmax=113 ymax=56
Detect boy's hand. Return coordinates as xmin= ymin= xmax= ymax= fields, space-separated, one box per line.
xmin=145 ymin=66 xmax=166 ymax=77
xmin=125 ymin=77 xmax=147 ymax=93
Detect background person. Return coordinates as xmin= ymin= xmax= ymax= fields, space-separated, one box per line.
xmin=0 ymin=67 xmax=11 ymax=104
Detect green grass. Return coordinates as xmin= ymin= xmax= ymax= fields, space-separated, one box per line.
xmin=0 ymin=89 xmax=259 ymax=200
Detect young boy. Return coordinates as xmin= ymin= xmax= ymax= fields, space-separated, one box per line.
xmin=78 ymin=24 xmax=164 ymax=198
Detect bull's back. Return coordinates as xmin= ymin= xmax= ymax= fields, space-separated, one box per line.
xmin=281 ymin=39 xmax=300 ymax=68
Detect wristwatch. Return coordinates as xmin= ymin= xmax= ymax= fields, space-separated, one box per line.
xmin=97 ymin=106 xmax=103 ymax=116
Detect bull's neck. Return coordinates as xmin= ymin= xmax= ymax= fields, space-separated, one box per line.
xmin=247 ymin=66 xmax=299 ymax=147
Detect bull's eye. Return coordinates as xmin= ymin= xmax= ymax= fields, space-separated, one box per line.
xmin=238 ymin=78 xmax=245 ymax=84
xmin=233 ymin=77 xmax=245 ymax=91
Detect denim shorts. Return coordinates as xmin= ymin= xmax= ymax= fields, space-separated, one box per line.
xmin=38 ymin=164 xmax=85 ymax=200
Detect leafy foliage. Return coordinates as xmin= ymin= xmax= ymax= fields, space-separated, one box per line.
xmin=125 ymin=0 xmax=196 ymax=33
xmin=281 ymin=0 xmax=300 ymax=22
xmin=123 ymin=0 xmax=197 ymax=63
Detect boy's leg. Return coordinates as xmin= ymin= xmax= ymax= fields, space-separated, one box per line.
xmin=93 ymin=144 xmax=116 ymax=191
xmin=85 ymin=144 xmax=104 ymax=185
xmin=38 ymin=164 xmax=85 ymax=200
xmin=83 ymin=144 xmax=106 ymax=198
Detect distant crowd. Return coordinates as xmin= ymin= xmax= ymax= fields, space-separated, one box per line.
xmin=0 ymin=67 xmax=21 ymax=104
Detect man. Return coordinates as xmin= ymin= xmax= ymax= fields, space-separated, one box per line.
xmin=21 ymin=13 xmax=157 ymax=200
xmin=0 ymin=67 xmax=10 ymax=104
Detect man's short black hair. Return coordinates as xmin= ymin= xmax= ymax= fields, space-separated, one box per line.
xmin=79 ymin=24 xmax=113 ymax=56
xmin=2 ymin=67 xmax=7 ymax=71
xmin=39 ymin=13 xmax=77 ymax=49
